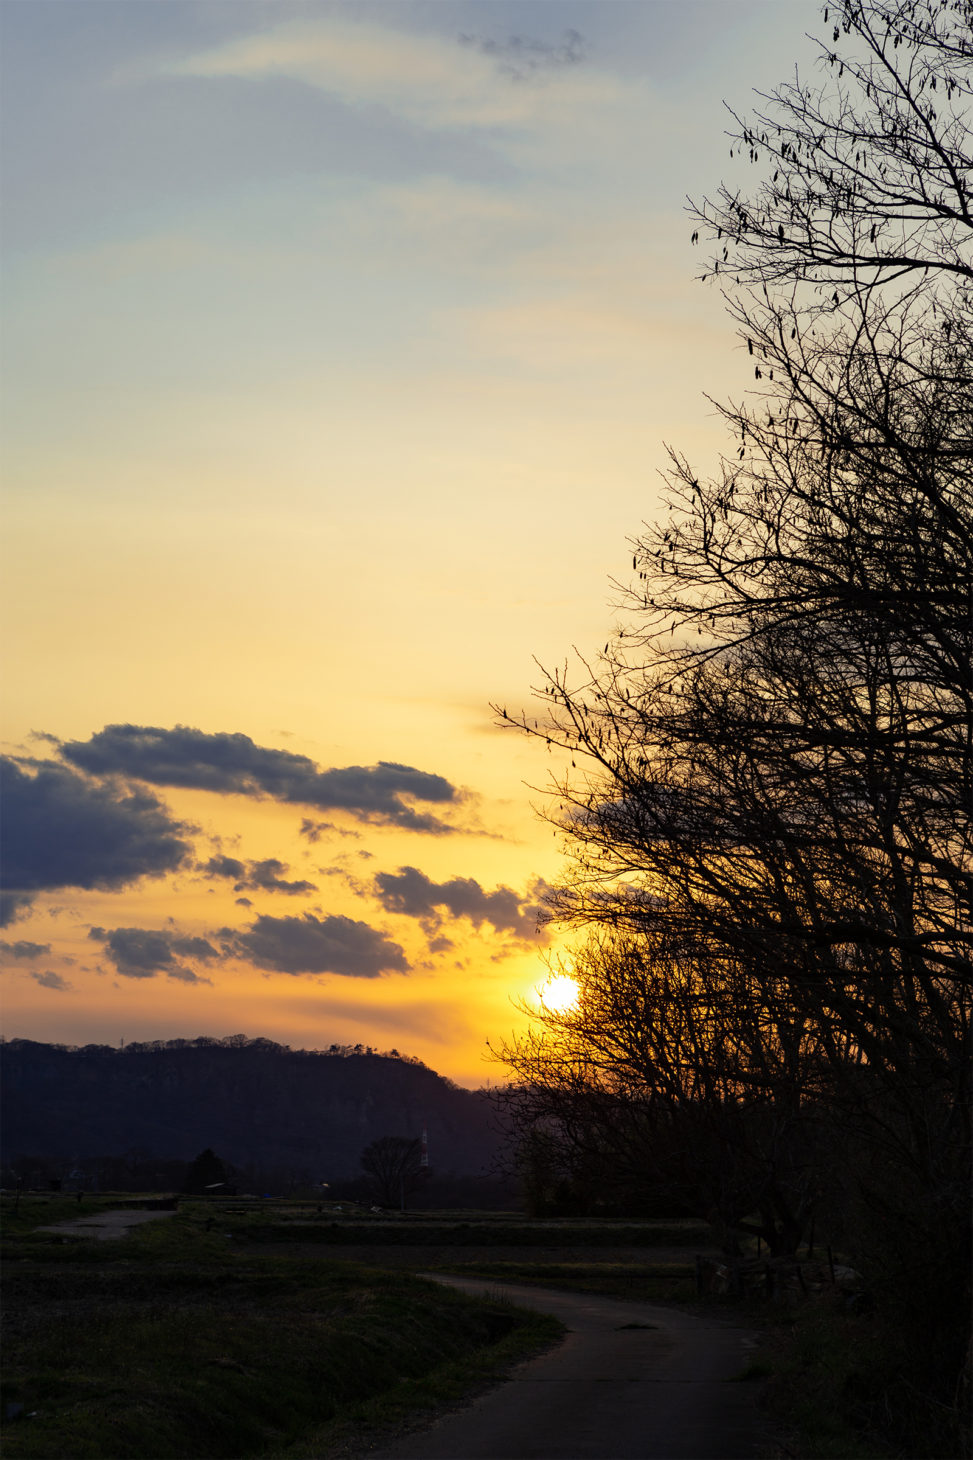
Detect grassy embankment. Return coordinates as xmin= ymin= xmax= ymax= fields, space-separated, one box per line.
xmin=0 ymin=1196 xmax=562 ymax=1460
xmin=5 ymin=1197 xmax=944 ymax=1459
xmin=230 ymin=1203 xmax=913 ymax=1458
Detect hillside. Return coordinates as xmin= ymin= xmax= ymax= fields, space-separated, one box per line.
xmin=0 ymin=1036 xmax=505 ymax=1189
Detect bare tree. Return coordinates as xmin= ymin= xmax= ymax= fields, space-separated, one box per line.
xmin=693 ymin=0 xmax=971 ymax=296
xmin=494 ymin=2 xmax=971 ymax=1443
xmin=360 ymin=1135 xmax=426 ymax=1210
xmin=497 ymin=0 xmax=971 ymax=1134
xmin=495 ymin=931 xmax=823 ymax=1253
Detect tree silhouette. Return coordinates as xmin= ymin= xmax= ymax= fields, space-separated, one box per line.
xmin=495 ymin=2 xmax=971 ymax=1445
xmin=360 ymin=1135 xmax=426 ymax=1209
xmin=182 ymin=1148 xmax=230 ymax=1195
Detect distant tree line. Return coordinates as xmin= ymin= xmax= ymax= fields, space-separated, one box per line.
xmin=2 ymin=1039 xmax=496 ymax=1186
xmin=1 ymin=1034 xmax=436 ymax=1071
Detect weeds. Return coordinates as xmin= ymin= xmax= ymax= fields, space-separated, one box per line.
xmin=428 ymin=1259 xmax=697 ymax=1305
xmin=1 ymin=1210 xmax=562 ymax=1459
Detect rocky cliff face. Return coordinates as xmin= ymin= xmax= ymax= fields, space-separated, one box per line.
xmin=1 ymin=1037 xmax=503 ymax=1182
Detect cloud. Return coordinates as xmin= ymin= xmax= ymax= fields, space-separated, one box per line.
xmin=30 ymin=970 xmax=73 ymax=992
xmin=59 ymin=725 xmax=460 ymax=832
xmin=201 ymin=854 xmax=316 ymax=896
xmin=299 ymin=819 xmax=363 ymax=842
xmin=0 ymin=756 xmax=191 ymax=925
xmin=232 ymin=912 xmax=407 ymax=978
xmin=373 ymin=866 xmax=550 ymax=942
xmin=204 ymin=854 xmax=246 ymax=880
xmin=458 ymin=29 xmax=587 ymax=81
xmin=167 ymin=17 xmax=588 ymax=131
xmin=1 ymin=940 xmax=52 ymax=960
xmin=88 ymin=925 xmax=218 ymax=984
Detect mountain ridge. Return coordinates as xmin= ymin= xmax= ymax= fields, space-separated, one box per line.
xmin=0 ymin=1035 xmax=505 ymax=1189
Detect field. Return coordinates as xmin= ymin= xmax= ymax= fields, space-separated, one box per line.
xmin=1 ymin=1196 xmax=568 ymax=1460
xmin=1 ymin=1195 xmax=914 ymax=1459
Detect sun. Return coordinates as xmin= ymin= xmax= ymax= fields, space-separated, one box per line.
xmin=537 ymin=974 xmax=580 ymax=1015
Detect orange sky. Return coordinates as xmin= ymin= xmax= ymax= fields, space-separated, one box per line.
xmin=1 ymin=0 xmax=816 ymax=1087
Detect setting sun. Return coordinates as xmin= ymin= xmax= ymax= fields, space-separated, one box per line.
xmin=537 ymin=974 xmax=580 ymax=1015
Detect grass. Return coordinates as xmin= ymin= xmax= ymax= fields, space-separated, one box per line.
xmin=8 ymin=1197 xmax=958 ymax=1459
xmin=426 ymin=1258 xmax=699 ymax=1305
xmin=237 ymin=1213 xmax=712 ymax=1246
xmin=0 ymin=1200 xmax=563 ymax=1459
xmin=747 ymin=1294 xmax=903 ymax=1459
xmin=0 ymin=1193 xmax=128 ymax=1238
xmin=749 ymin=1290 xmax=972 ymax=1460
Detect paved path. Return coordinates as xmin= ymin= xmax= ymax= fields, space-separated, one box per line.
xmin=37 ymin=1208 xmax=177 ymax=1242
xmin=371 ymin=1276 xmax=771 ymax=1460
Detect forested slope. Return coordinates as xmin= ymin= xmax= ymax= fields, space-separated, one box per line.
xmin=1 ymin=1037 xmax=501 ymax=1184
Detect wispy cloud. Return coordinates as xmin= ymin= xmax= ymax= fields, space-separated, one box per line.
xmin=30 ymin=969 xmax=74 ymax=992
xmin=201 ymin=855 xmax=316 ymax=897
xmin=2 ymin=939 xmax=53 ymax=961
xmin=458 ymin=29 xmax=587 ymax=82
xmin=167 ymin=18 xmax=600 ymax=133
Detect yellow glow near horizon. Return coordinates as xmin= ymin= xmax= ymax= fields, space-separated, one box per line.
xmin=1 ymin=2 xmax=817 ymax=1089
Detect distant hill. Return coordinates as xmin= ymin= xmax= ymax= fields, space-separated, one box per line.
xmin=0 ymin=1036 xmax=507 ymax=1191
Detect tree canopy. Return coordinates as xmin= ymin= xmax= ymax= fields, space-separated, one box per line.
xmin=495 ymin=3 xmax=971 ymax=1448
xmin=360 ymin=1135 xmax=426 ymax=1209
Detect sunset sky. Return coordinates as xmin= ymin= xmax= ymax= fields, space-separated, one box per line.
xmin=1 ymin=0 xmax=816 ymax=1087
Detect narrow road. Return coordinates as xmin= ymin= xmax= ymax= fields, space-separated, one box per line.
xmin=371 ymin=1276 xmax=771 ymax=1460
xmin=37 ymin=1208 xmax=177 ymax=1242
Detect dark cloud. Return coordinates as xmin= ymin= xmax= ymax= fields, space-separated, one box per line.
xmin=232 ymin=912 xmax=407 ymax=978
xmin=373 ymin=866 xmax=550 ymax=941
xmin=0 ymin=756 xmax=191 ymax=925
xmin=201 ymin=855 xmax=316 ymax=896
xmin=88 ymin=926 xmax=218 ymax=984
xmin=427 ymin=934 xmax=456 ymax=954
xmin=458 ymin=28 xmax=586 ymax=80
xmin=1 ymin=940 xmax=52 ymax=960
xmin=59 ymin=725 xmax=460 ymax=831
xmin=30 ymin=969 xmax=73 ymax=992
xmin=299 ymin=819 xmax=363 ymax=842
xmin=204 ymin=854 xmax=246 ymax=880
xmin=300 ymin=819 xmax=331 ymax=842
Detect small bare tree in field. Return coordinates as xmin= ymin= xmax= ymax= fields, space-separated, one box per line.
xmin=360 ymin=1136 xmax=426 ymax=1210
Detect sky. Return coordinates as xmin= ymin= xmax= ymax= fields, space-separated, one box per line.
xmin=1 ymin=0 xmax=817 ymax=1088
